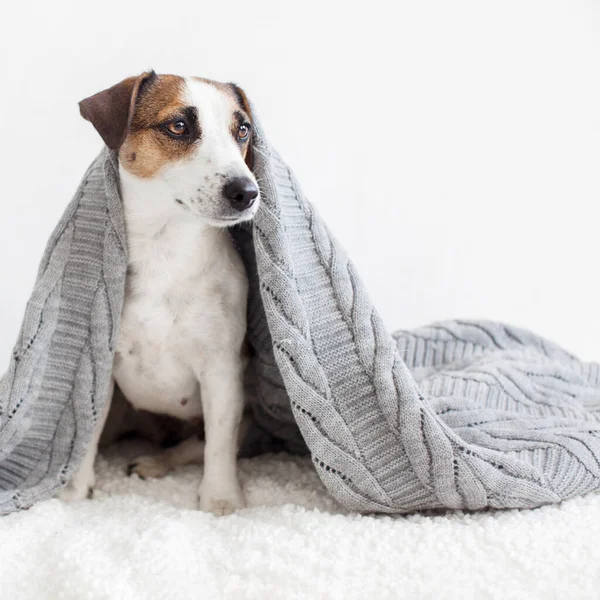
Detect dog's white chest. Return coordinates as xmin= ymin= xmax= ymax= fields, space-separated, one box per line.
xmin=112 ymin=214 xmax=247 ymax=422
xmin=114 ymin=293 xmax=203 ymax=421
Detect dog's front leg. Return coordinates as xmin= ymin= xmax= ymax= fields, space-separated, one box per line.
xmin=196 ymin=355 xmax=245 ymax=516
xmin=58 ymin=378 xmax=114 ymax=501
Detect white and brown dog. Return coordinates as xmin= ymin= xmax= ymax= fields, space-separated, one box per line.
xmin=59 ymin=71 xmax=258 ymax=516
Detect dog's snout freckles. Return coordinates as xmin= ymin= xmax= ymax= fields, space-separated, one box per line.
xmin=222 ymin=177 xmax=259 ymax=212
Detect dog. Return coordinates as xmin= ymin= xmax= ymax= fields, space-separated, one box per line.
xmin=58 ymin=71 xmax=259 ymax=516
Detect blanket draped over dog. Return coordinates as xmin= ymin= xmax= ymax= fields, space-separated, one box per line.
xmin=2 ymin=116 xmax=600 ymax=515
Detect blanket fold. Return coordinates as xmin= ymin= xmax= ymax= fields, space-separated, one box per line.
xmin=1 ymin=114 xmax=599 ymax=515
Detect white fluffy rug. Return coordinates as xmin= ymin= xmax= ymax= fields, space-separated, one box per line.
xmin=1 ymin=440 xmax=599 ymax=600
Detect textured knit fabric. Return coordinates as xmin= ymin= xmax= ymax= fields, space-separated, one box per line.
xmin=1 ymin=117 xmax=600 ymax=515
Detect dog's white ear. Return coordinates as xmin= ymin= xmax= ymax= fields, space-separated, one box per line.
xmin=229 ymin=83 xmax=254 ymax=170
xmin=79 ymin=71 xmax=156 ymax=150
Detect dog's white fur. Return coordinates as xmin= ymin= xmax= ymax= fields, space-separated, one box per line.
xmin=59 ymin=78 xmax=259 ymax=515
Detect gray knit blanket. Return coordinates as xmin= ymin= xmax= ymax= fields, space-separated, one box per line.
xmin=2 ymin=116 xmax=600 ymax=515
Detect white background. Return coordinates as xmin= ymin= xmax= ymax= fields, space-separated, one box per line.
xmin=0 ymin=0 xmax=598 ymax=360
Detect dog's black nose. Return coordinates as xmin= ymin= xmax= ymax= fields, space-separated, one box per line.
xmin=223 ymin=177 xmax=259 ymax=211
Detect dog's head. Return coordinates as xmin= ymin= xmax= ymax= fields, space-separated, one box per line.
xmin=79 ymin=71 xmax=259 ymax=227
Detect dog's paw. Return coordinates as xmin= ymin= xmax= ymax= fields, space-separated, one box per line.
xmin=57 ymin=464 xmax=95 ymax=502
xmin=127 ymin=455 xmax=171 ymax=480
xmin=57 ymin=480 xmax=94 ymax=502
xmin=199 ymin=494 xmax=245 ymax=516
xmin=200 ymin=481 xmax=245 ymax=516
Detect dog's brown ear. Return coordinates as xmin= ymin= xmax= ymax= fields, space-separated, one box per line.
xmin=79 ymin=71 xmax=156 ymax=150
xmin=229 ymin=83 xmax=254 ymax=170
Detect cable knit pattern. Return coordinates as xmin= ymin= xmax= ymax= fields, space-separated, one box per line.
xmin=1 ymin=118 xmax=600 ymax=514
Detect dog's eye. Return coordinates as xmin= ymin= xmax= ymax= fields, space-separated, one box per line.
xmin=166 ymin=120 xmax=188 ymax=136
xmin=238 ymin=124 xmax=250 ymax=141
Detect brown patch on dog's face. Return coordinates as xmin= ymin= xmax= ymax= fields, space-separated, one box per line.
xmin=120 ymin=75 xmax=200 ymax=179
